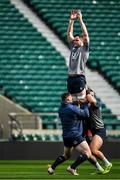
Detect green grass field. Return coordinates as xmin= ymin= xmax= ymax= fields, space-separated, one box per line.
xmin=0 ymin=160 xmax=119 ymax=180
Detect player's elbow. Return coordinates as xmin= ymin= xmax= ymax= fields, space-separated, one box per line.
xmin=83 ymin=34 xmax=89 ymax=43
xmin=67 ymin=32 xmax=74 ymax=42
xmin=67 ymin=35 xmax=71 ymax=43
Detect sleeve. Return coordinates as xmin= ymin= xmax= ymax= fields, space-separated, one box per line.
xmin=84 ymin=41 xmax=90 ymax=51
xmin=95 ymin=99 xmax=101 ymax=108
xmin=70 ymin=104 xmax=89 ymax=118
xmin=69 ymin=41 xmax=74 ymax=50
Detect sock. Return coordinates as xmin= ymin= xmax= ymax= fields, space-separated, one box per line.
xmin=71 ymin=154 xmax=88 ymax=170
xmin=103 ymin=157 xmax=110 ymax=165
xmin=51 ymin=155 xmax=66 ymax=170
xmin=95 ymin=162 xmax=103 ymax=170
xmin=88 ymin=158 xmax=102 ymax=170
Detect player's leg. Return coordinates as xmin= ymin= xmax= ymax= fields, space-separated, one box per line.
xmin=67 ymin=140 xmax=91 ymax=175
xmin=75 ymin=139 xmax=91 ymax=157
xmin=82 ymin=128 xmax=105 ymax=173
xmin=73 ymin=140 xmax=104 ymax=172
xmin=90 ymin=134 xmax=104 ymax=159
xmin=68 ymin=140 xmax=105 ymax=175
xmin=67 ymin=75 xmax=86 ymax=96
xmin=48 ymin=146 xmax=72 ymax=174
xmin=63 ymin=146 xmax=73 ymax=159
xmin=89 ymin=134 xmax=112 ymax=172
xmin=76 ymin=88 xmax=86 ymax=99
xmin=88 ymin=154 xmax=105 ymax=174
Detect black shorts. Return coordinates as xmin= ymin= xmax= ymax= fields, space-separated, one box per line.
xmin=91 ymin=128 xmax=106 ymax=140
xmin=67 ymin=75 xmax=86 ymax=94
xmin=63 ymin=136 xmax=85 ymax=148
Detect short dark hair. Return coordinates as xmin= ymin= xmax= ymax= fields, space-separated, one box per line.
xmin=74 ymin=34 xmax=80 ymax=37
xmin=74 ymin=34 xmax=82 ymax=38
xmin=61 ymin=92 xmax=71 ymax=102
xmin=86 ymin=87 xmax=96 ymax=96
xmin=86 ymin=87 xmax=93 ymax=94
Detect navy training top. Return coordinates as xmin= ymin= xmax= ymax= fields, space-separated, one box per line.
xmin=58 ymin=102 xmax=89 ymax=138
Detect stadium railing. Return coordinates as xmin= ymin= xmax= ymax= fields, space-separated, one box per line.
xmin=7 ymin=112 xmax=120 ymax=141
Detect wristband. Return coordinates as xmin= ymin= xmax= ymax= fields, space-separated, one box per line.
xmin=69 ymin=19 xmax=74 ymax=23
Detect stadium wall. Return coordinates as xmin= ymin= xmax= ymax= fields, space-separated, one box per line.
xmin=0 ymin=141 xmax=120 ymax=160
xmin=0 ymin=95 xmax=34 ymax=139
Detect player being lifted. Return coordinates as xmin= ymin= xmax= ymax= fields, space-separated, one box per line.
xmin=67 ymin=10 xmax=89 ymax=101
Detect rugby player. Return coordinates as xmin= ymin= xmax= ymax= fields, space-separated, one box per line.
xmin=86 ymin=88 xmax=112 ymax=173
xmin=67 ymin=10 xmax=89 ymax=100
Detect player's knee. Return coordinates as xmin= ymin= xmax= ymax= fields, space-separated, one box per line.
xmin=91 ymin=148 xmax=98 ymax=155
xmin=86 ymin=152 xmax=91 ymax=158
xmin=84 ymin=149 xmax=91 ymax=158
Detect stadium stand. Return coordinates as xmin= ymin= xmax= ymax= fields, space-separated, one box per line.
xmin=0 ymin=0 xmax=119 ymax=141
xmin=23 ymin=0 xmax=120 ymax=93
xmin=0 ymin=0 xmax=67 ymax=113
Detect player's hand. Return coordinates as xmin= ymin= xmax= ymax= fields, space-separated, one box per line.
xmin=70 ymin=10 xmax=78 ymax=20
xmin=77 ymin=98 xmax=87 ymax=105
xmin=77 ymin=10 xmax=82 ymax=20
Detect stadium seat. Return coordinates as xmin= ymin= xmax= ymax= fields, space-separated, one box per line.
xmin=13 ymin=133 xmax=63 ymax=141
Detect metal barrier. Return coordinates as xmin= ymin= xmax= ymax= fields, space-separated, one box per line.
xmin=8 ymin=112 xmax=120 ymax=141
xmin=8 ymin=112 xmax=60 ymax=140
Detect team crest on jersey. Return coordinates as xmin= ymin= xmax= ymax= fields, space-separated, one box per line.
xmin=71 ymin=51 xmax=80 ymax=60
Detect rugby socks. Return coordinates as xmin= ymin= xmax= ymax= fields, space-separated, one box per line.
xmin=88 ymin=158 xmax=103 ymax=170
xmin=88 ymin=158 xmax=96 ymax=166
xmin=95 ymin=162 xmax=103 ymax=170
xmin=103 ymin=157 xmax=110 ymax=165
xmin=51 ymin=155 xmax=66 ymax=170
xmin=71 ymin=154 xmax=88 ymax=169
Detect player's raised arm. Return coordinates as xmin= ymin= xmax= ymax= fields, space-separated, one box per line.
xmin=67 ymin=10 xmax=77 ymax=42
xmin=77 ymin=10 xmax=89 ymax=44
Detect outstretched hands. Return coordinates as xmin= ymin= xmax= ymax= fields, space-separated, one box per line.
xmin=70 ymin=10 xmax=82 ymax=20
xmin=70 ymin=10 xmax=78 ymax=20
xmin=77 ymin=10 xmax=82 ymax=20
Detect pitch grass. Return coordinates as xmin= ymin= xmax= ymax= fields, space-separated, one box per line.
xmin=0 ymin=160 xmax=119 ymax=180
